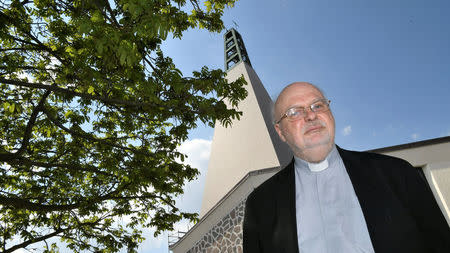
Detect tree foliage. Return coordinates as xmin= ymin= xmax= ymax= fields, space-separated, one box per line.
xmin=0 ymin=0 xmax=246 ymax=251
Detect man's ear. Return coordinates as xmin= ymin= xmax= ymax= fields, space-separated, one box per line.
xmin=274 ymin=123 xmax=286 ymax=142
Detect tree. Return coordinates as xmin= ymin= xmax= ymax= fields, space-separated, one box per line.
xmin=0 ymin=0 xmax=246 ymax=252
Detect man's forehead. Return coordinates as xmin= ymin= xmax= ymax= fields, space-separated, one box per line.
xmin=276 ymin=83 xmax=324 ymax=108
xmin=282 ymin=83 xmax=322 ymax=96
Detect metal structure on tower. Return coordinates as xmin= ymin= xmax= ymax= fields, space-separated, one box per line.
xmin=224 ymin=28 xmax=252 ymax=71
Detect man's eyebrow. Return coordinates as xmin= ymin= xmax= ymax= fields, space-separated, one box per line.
xmin=287 ymin=98 xmax=324 ymax=109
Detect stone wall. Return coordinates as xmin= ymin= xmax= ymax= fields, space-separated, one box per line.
xmin=186 ymin=199 xmax=246 ymax=253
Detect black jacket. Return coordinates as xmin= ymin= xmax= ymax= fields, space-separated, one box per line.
xmin=243 ymin=147 xmax=450 ymax=253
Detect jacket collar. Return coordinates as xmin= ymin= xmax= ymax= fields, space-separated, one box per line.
xmin=274 ymin=159 xmax=300 ymax=253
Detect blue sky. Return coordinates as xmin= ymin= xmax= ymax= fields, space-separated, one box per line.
xmin=13 ymin=1 xmax=448 ymax=252
xmin=165 ymin=0 xmax=450 ymax=150
xmin=139 ymin=0 xmax=450 ymax=252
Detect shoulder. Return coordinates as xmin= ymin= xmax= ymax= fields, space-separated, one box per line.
xmin=246 ymin=160 xmax=294 ymax=204
xmin=338 ymin=147 xmax=418 ymax=186
xmin=338 ymin=146 xmax=413 ymax=169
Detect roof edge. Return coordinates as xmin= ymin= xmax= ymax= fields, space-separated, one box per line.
xmin=367 ymin=136 xmax=450 ymax=153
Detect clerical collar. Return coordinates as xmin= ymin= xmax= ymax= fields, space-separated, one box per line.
xmin=294 ymin=145 xmax=337 ymax=172
xmin=307 ymin=159 xmax=329 ymax=172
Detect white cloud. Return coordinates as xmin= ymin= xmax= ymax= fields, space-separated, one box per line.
xmin=136 ymin=138 xmax=212 ymax=252
xmin=138 ymin=228 xmax=167 ymax=253
xmin=177 ymin=139 xmax=212 ymax=169
xmin=175 ymin=138 xmax=212 ymax=214
xmin=342 ymin=125 xmax=352 ymax=136
xmin=411 ymin=133 xmax=419 ymax=140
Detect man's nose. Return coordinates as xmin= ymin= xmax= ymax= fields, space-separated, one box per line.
xmin=304 ymin=108 xmax=317 ymax=121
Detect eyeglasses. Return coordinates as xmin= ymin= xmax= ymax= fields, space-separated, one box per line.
xmin=275 ymin=99 xmax=331 ymax=124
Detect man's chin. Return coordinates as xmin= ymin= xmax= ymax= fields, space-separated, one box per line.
xmin=304 ymin=135 xmax=331 ymax=149
xmin=294 ymin=140 xmax=333 ymax=163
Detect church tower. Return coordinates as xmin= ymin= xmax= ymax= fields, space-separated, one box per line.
xmin=200 ymin=29 xmax=292 ymax=217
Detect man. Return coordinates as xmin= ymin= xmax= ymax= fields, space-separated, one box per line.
xmin=243 ymin=82 xmax=450 ymax=253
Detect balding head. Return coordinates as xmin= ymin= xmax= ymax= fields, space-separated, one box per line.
xmin=273 ymin=82 xmax=335 ymax=162
xmin=273 ymin=82 xmax=325 ymax=123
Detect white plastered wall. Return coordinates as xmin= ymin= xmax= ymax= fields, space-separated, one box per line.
xmin=200 ymin=62 xmax=292 ymax=217
xmin=423 ymin=162 xmax=450 ymax=226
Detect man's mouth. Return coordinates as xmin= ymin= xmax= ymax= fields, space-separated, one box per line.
xmin=304 ymin=125 xmax=324 ymax=135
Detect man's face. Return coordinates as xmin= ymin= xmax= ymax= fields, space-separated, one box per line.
xmin=274 ymin=83 xmax=335 ymax=162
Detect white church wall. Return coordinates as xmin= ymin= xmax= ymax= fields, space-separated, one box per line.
xmin=423 ymin=162 xmax=450 ymax=226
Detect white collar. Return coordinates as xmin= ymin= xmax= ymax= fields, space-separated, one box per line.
xmin=307 ymin=159 xmax=329 ymax=172
xmin=294 ymin=145 xmax=338 ymax=172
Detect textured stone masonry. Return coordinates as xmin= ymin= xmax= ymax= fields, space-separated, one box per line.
xmin=186 ymin=199 xmax=246 ymax=253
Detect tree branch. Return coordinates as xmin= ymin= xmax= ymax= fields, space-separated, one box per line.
xmin=0 ymin=189 xmax=170 ymax=213
xmin=16 ymin=90 xmax=51 ymax=156
xmin=3 ymin=217 xmax=105 ymax=253
xmin=190 ymin=0 xmax=201 ymax=11
xmin=0 ymin=65 xmax=57 ymax=71
xmin=0 ymin=47 xmax=47 ymax=52
xmin=0 ymin=195 xmax=79 ymax=212
xmin=24 ymin=29 xmax=67 ymax=66
xmin=3 ymin=153 xmax=115 ymax=177
xmin=101 ymin=0 xmax=120 ymax=27
xmin=4 ymin=228 xmax=65 ymax=253
xmin=1 ymin=34 xmax=41 ymax=49
xmin=0 ymin=77 xmax=161 ymax=110
xmin=41 ymin=106 xmax=150 ymax=156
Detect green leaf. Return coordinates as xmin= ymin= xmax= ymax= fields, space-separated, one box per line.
xmin=87 ymin=86 xmax=95 ymax=95
xmin=9 ymin=103 xmax=15 ymax=113
xmin=205 ymin=1 xmax=212 ymax=12
xmin=91 ymin=10 xmax=103 ymax=23
xmin=3 ymin=101 xmax=10 ymax=110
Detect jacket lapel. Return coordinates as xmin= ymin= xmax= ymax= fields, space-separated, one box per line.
xmin=273 ymin=160 xmax=300 ymax=253
xmin=337 ymin=147 xmax=386 ymax=251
